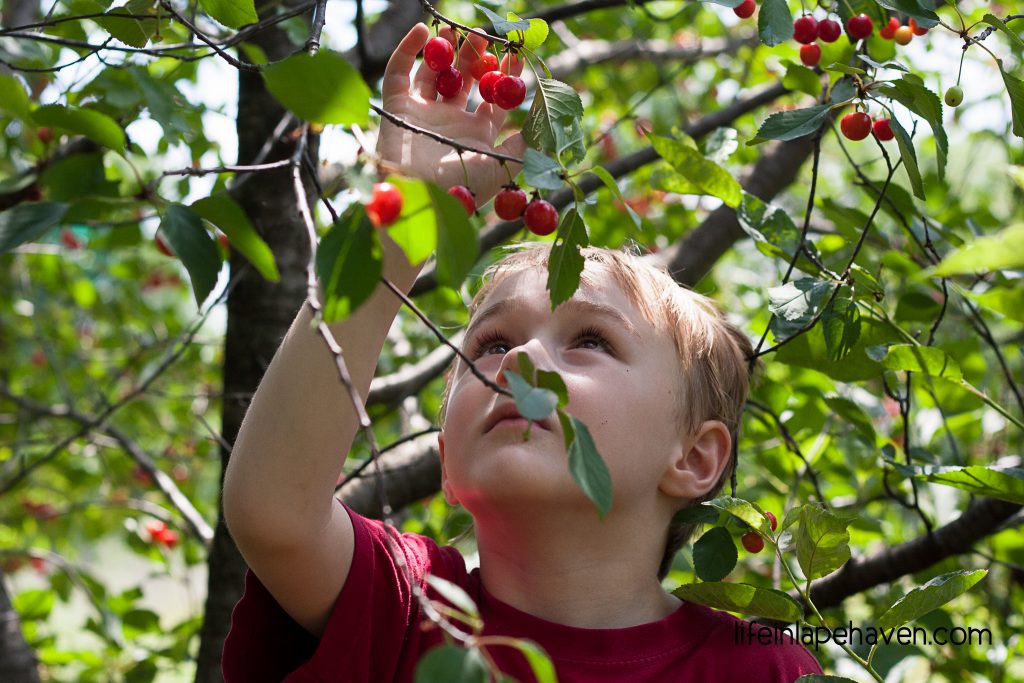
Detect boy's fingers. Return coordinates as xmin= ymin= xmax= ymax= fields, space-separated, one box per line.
xmin=381 ymin=23 xmax=430 ymax=107
xmin=451 ymin=29 xmax=490 ymax=107
xmin=411 ymin=61 xmax=438 ymax=101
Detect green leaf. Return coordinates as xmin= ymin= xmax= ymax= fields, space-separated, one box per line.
xmin=40 ymin=153 xmax=119 ymax=201
xmin=96 ymin=0 xmax=160 ymax=48
xmin=895 ymin=463 xmax=1024 ymax=505
xmin=823 ymin=396 xmax=876 ymax=445
xmin=564 ymin=413 xmax=613 ymax=518
xmin=672 ymin=504 xmax=721 ymax=526
xmin=757 ymin=0 xmax=793 ymax=47
xmin=876 ymin=570 xmax=987 ymax=630
xmin=0 ymin=74 xmax=32 ymax=121
xmin=876 ymin=77 xmax=947 ymax=181
xmin=705 ymin=496 xmax=771 ymax=535
xmin=927 ymin=223 xmax=1024 ymax=276
xmin=982 ymin=14 xmax=1024 ymax=51
xmin=430 ymin=184 xmax=477 ymax=289
xmin=523 ymin=149 xmax=564 ymax=190
xmin=736 ymin=193 xmax=801 ymax=260
xmin=649 ymin=134 xmax=742 ymax=208
xmin=385 ymin=177 xmax=438 ymax=266
xmin=510 ymin=641 xmax=556 ymax=683
xmin=750 ymin=105 xmax=830 ymax=144
xmin=507 ymin=13 xmax=548 ymax=50
xmin=0 ymin=202 xmax=69 ymax=254
xmin=12 ymin=588 xmax=55 ymax=620
xmin=546 ymin=209 xmax=588 ymax=309
xmin=262 ymin=50 xmax=370 ymax=125
xmin=535 ymin=369 xmax=569 ymax=406
xmin=425 ymin=574 xmax=480 ymax=619
xmin=889 ymin=116 xmax=925 ymax=200
xmin=999 ymin=66 xmax=1024 ymax=139
xmin=874 ymin=0 xmax=939 ymax=27
xmin=821 ymin=295 xmax=861 ymax=361
xmin=200 ymin=0 xmax=258 ymax=29
xmin=968 ymin=284 xmax=1024 ymax=322
xmin=523 ymin=78 xmax=585 ymax=163
xmin=415 ymin=645 xmax=489 ymax=683
xmin=830 ymin=78 xmax=857 ymax=105
xmin=159 ymin=204 xmax=222 ymax=308
xmin=32 ymin=104 xmax=125 ymax=152
xmin=504 ymin=370 xmax=559 ymax=422
xmin=794 ymin=505 xmax=851 ymax=580
xmin=475 ymin=4 xmax=529 ymax=35
xmin=768 ymin=278 xmax=834 ymax=340
xmin=671 ymin=582 xmax=803 ymax=622
xmin=876 ymin=343 xmax=963 ymax=382
xmin=190 ymin=193 xmax=280 ymax=282
xmin=315 ymin=205 xmax=382 ymax=322
xmin=782 ymin=61 xmax=822 ymax=98
xmin=588 ymin=166 xmax=641 ymax=229
xmin=692 ymin=526 xmax=738 ymax=582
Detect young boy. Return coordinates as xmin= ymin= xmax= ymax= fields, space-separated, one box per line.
xmin=221 ymin=24 xmax=822 ymax=682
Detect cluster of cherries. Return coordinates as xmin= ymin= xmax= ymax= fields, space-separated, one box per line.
xmin=145 ymin=519 xmax=180 ymax=549
xmin=740 ymin=510 xmax=777 ymax=553
xmin=791 ymin=14 xmax=846 ymax=67
xmin=879 ymin=16 xmax=929 ymax=43
xmin=839 ymin=111 xmax=895 ymax=141
xmin=366 ymin=181 xmax=560 ymax=236
xmin=422 ymin=36 xmax=526 ymax=110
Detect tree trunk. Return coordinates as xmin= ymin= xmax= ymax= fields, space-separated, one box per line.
xmin=0 ymin=575 xmax=40 ymax=683
xmin=192 ymin=17 xmax=318 ymax=683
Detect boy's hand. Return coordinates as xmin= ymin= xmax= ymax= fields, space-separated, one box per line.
xmin=377 ymin=23 xmax=527 ymax=205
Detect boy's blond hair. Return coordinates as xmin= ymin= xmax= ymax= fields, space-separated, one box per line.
xmin=439 ymin=242 xmax=758 ymax=579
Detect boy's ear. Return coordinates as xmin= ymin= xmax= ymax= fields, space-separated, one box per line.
xmin=437 ymin=432 xmax=460 ymax=506
xmin=659 ymin=420 xmax=731 ymax=500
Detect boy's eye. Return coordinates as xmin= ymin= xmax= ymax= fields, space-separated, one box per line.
xmin=467 ymin=326 xmax=613 ymax=359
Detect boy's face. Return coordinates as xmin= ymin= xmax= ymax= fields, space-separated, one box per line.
xmin=438 ymin=264 xmax=695 ymax=519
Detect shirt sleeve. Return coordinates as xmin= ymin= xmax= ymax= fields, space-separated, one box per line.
xmin=222 ymin=500 xmax=467 ymax=683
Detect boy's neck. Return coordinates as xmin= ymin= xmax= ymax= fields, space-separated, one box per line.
xmin=472 ymin=507 xmax=682 ymax=629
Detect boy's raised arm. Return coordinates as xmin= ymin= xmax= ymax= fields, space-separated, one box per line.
xmin=222 ymin=22 xmax=523 ymax=638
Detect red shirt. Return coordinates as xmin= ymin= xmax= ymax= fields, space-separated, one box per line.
xmin=223 ymin=503 xmax=822 ymax=682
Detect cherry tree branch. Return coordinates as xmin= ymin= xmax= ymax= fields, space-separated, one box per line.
xmin=809 ymin=496 xmax=1022 ymax=611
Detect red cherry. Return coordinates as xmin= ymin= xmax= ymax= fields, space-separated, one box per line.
xmin=37 ymin=127 xmax=53 ymax=144
xmin=494 ymin=186 xmax=528 ymax=220
xmin=818 ymin=18 xmax=841 ymax=42
xmin=799 ymin=43 xmax=822 ymax=67
xmin=765 ymin=511 xmax=778 ymax=532
xmin=155 ymin=232 xmax=174 ymax=257
xmin=423 ymin=37 xmax=454 ymax=71
xmin=733 ymin=0 xmax=756 ymax=19
xmin=894 ymin=25 xmax=913 ymax=45
xmin=60 ymin=228 xmax=83 ymax=250
xmin=30 ymin=557 xmax=45 ymax=573
xmin=435 ymin=66 xmax=464 ymax=99
xmin=841 ymin=112 xmax=872 ymax=141
xmin=448 ymin=185 xmax=476 ymax=215
xmin=26 ymin=186 xmax=42 ymax=201
xmin=880 ymin=17 xmax=899 ymax=39
xmin=846 ymin=14 xmax=874 ymax=41
xmin=741 ymin=532 xmax=765 ymax=553
xmin=793 ymin=15 xmax=819 ymax=44
xmin=470 ymin=52 xmax=499 ymax=80
xmin=492 ymin=75 xmax=526 ymax=110
xmin=157 ymin=529 xmax=180 ymax=549
xmin=872 ymin=118 xmax=895 ymax=141
xmin=478 ymin=70 xmax=502 ymax=103
xmin=908 ymin=18 xmax=928 ymax=35
xmin=366 ymin=182 xmax=403 ymax=227
xmin=218 ymin=232 xmax=230 ymax=252
xmin=523 ymin=199 xmax=558 ymax=236
xmin=145 ymin=520 xmax=168 ymax=538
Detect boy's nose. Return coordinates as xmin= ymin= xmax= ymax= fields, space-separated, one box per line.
xmin=493 ymin=338 xmax=551 ymax=387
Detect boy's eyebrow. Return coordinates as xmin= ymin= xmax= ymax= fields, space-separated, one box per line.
xmin=465 ymin=296 xmax=640 ymax=340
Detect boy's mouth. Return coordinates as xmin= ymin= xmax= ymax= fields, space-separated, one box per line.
xmin=484 ymin=403 xmax=552 ymax=433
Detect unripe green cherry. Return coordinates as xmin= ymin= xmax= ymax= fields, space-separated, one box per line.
xmin=944 ymin=85 xmax=964 ymax=108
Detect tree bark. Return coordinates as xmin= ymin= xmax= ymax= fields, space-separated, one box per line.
xmin=0 ymin=575 xmax=40 ymax=683
xmin=192 ymin=13 xmax=318 ymax=683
